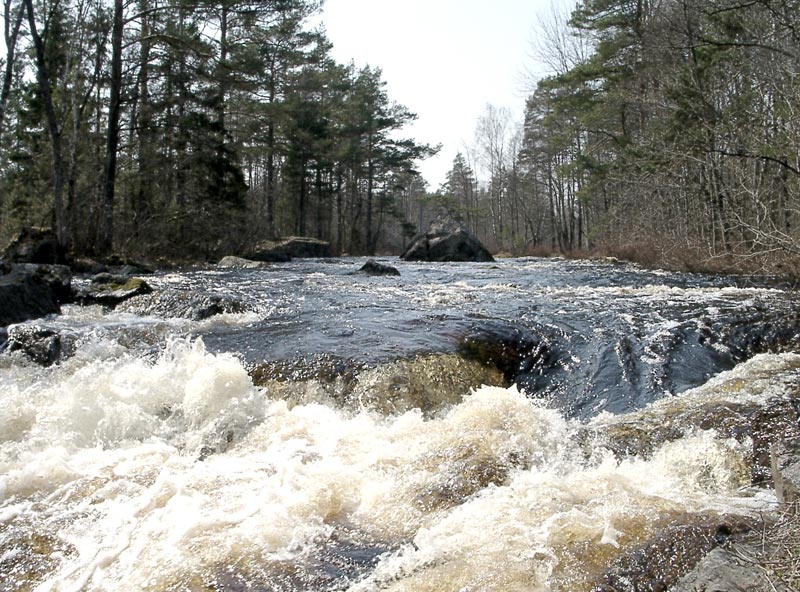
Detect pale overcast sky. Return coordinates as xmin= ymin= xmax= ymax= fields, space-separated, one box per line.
xmin=321 ymin=0 xmax=566 ymax=189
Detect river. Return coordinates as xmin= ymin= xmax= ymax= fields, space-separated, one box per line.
xmin=1 ymin=257 xmax=799 ymax=591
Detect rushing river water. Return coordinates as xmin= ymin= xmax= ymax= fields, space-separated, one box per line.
xmin=2 ymin=257 xmax=800 ymax=591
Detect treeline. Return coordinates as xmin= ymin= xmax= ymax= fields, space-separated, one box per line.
xmin=0 ymin=0 xmax=433 ymax=260
xmin=440 ymin=0 xmax=800 ymax=273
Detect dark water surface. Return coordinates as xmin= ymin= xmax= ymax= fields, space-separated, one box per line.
xmin=89 ymin=257 xmax=800 ymax=417
xmin=2 ymin=257 xmax=800 ymax=592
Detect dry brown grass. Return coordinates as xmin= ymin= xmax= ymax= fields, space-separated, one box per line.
xmin=733 ymin=503 xmax=800 ymax=591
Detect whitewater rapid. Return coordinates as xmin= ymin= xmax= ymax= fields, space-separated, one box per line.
xmin=2 ymin=334 xmax=795 ymax=591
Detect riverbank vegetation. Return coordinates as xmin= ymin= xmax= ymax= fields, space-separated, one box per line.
xmin=445 ymin=0 xmax=800 ymax=277
xmin=1 ymin=0 xmax=799 ymax=276
xmin=0 ymin=0 xmax=434 ymax=261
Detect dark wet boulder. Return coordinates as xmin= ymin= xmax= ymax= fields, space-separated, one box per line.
xmin=355 ymin=260 xmax=400 ymax=276
xmin=217 ymin=256 xmax=270 ymax=269
xmin=0 ymin=267 xmax=61 ymax=327
xmin=117 ymin=289 xmax=246 ymax=320
xmin=76 ymin=273 xmax=152 ymax=306
xmin=2 ymin=227 xmax=66 ymax=264
xmin=247 ymin=237 xmax=332 ymax=261
xmin=400 ymin=217 xmax=493 ymax=262
xmin=3 ymin=324 xmax=77 ymax=366
xmin=14 ymin=263 xmax=73 ymax=304
xmin=457 ymin=321 xmax=561 ymax=391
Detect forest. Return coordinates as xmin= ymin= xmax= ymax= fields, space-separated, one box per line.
xmin=1 ymin=0 xmax=799 ymax=274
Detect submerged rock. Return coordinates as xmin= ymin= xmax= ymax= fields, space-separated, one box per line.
xmin=413 ymin=444 xmax=521 ymax=512
xmin=118 ymin=289 xmax=246 ymax=320
xmin=0 ymin=523 xmax=76 ymax=592
xmin=400 ymin=216 xmax=494 ymax=262
xmin=355 ymin=259 xmax=400 ymax=276
xmin=251 ymin=353 xmax=506 ymax=415
xmin=590 ymin=394 xmax=800 ymax=486
xmin=346 ymin=353 xmax=506 ymax=415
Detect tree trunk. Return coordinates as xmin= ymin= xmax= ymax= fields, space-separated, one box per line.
xmin=366 ymin=152 xmax=374 ymax=255
xmin=24 ymin=0 xmax=68 ymax=250
xmin=98 ymin=0 xmax=124 ymax=255
xmin=0 ymin=0 xmax=24 ymax=135
xmin=135 ymin=0 xmax=153 ymax=240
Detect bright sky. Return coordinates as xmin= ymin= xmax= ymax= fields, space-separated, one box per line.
xmin=321 ymin=0 xmax=563 ymax=189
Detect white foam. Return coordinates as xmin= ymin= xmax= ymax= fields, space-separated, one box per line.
xmin=1 ymin=347 xmax=794 ymax=591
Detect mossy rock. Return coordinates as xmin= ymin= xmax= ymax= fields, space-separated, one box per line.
xmin=78 ymin=273 xmax=152 ymax=306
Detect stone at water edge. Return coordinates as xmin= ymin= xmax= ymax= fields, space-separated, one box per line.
xmin=400 ymin=216 xmax=494 ymax=262
xmin=771 ymin=436 xmax=800 ymax=507
xmin=670 ymin=547 xmax=777 ymax=592
xmin=217 ymin=255 xmax=271 ymax=269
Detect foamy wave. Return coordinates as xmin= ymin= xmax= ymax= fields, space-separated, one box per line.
xmin=1 ymin=352 xmax=794 ymax=591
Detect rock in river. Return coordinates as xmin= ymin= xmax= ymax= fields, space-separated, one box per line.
xmin=355 ymin=260 xmax=400 ymax=276
xmin=76 ymin=273 xmax=152 ymax=306
xmin=0 ymin=265 xmax=64 ymax=327
xmin=217 ymin=256 xmax=270 ymax=269
xmin=400 ymin=216 xmax=494 ymax=262
xmin=118 ymin=289 xmax=246 ymax=320
xmin=3 ymin=324 xmax=77 ymax=366
xmin=247 ymin=236 xmax=332 ymax=261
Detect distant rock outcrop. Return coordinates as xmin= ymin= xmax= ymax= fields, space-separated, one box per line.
xmin=400 ymin=217 xmax=494 ymax=262
xmin=217 ymin=256 xmax=270 ymax=269
xmin=247 ymin=237 xmax=332 ymax=261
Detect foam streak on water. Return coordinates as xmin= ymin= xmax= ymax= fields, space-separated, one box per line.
xmin=2 ymin=337 xmax=795 ymax=591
